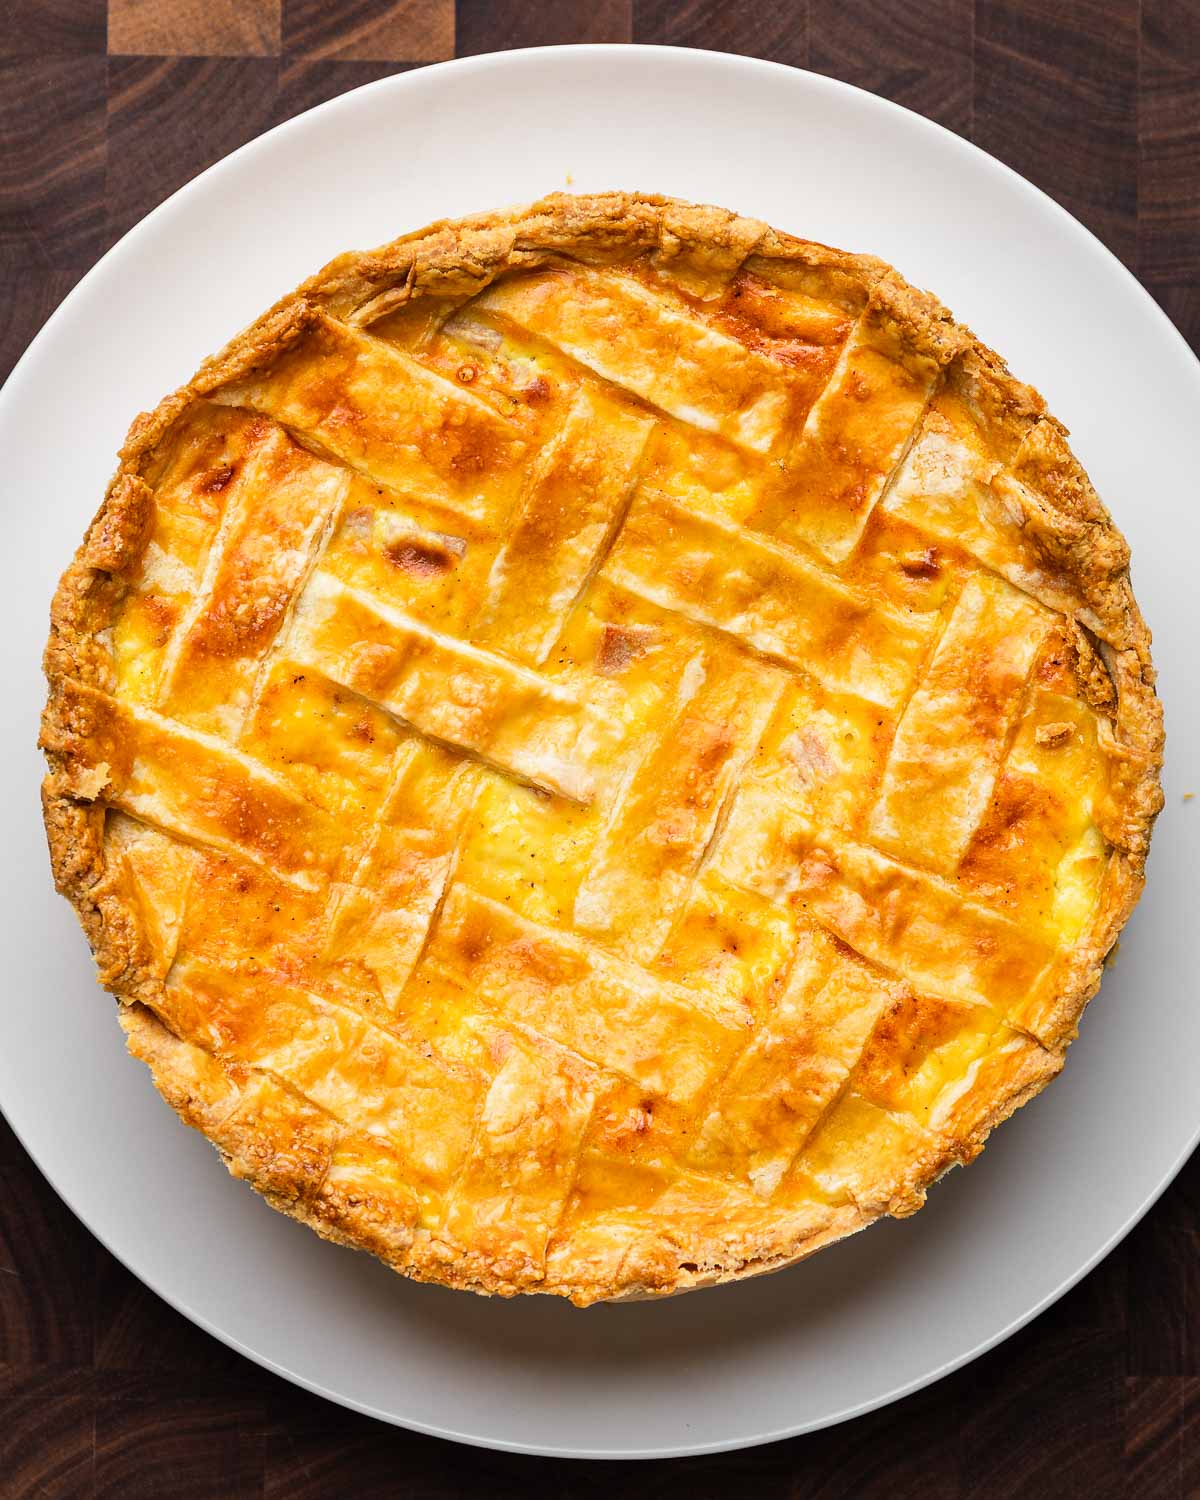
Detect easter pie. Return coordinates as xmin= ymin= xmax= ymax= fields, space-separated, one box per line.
xmin=40 ymin=194 xmax=1163 ymax=1305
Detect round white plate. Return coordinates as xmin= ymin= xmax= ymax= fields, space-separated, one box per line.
xmin=2 ymin=45 xmax=1196 ymax=1460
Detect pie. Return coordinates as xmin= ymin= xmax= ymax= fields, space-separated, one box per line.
xmin=40 ymin=193 xmax=1163 ymax=1305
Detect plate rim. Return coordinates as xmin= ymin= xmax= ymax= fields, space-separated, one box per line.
xmin=3 ymin=42 xmax=1196 ymax=1461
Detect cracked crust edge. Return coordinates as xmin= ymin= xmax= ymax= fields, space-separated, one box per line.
xmin=40 ymin=192 xmax=1164 ymax=1305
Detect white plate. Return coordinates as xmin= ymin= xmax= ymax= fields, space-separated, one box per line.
xmin=2 ymin=45 xmax=1196 ymax=1460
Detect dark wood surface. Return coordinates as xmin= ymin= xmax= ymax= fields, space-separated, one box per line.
xmin=2 ymin=2 xmax=1197 ymax=1493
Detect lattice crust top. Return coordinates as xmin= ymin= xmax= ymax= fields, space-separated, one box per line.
xmin=41 ymin=195 xmax=1163 ymax=1305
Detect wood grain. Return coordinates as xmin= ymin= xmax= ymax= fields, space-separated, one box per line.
xmin=456 ymin=0 xmax=632 ymax=54
xmin=0 ymin=268 xmax=84 ymax=384
xmin=0 ymin=1157 xmax=94 ymax=1367
xmin=108 ymin=0 xmax=280 ymax=58
xmin=1164 ymin=1143 xmax=1200 ymax=1231
xmin=274 ymin=59 xmax=414 ymax=126
xmin=1151 ymin=283 xmax=1200 ymax=357
xmin=633 ymin=0 xmax=808 ymax=67
xmin=2 ymin=1 xmax=1199 ymax=1492
xmin=1140 ymin=0 xmax=1200 ymax=351
xmin=94 ymin=1249 xmax=260 ymax=1384
xmin=106 ymin=57 xmax=278 ymax=246
xmin=960 ymin=1324 xmax=1125 ymax=1499
xmin=810 ymin=0 xmax=973 ymax=136
xmin=94 ymin=1391 xmax=267 ymax=1500
xmin=1127 ymin=1217 xmax=1194 ymax=1376
xmin=0 ymin=1370 xmax=95 ymax=1500
xmin=0 ymin=57 xmax=106 ymax=269
xmin=975 ymin=0 xmax=1139 ymax=269
xmin=283 ymin=0 xmax=453 ymax=61
xmin=0 ymin=1107 xmax=20 ymax=1162
xmin=0 ymin=0 xmax=106 ymax=54
xmin=1127 ymin=1378 xmax=1183 ymax=1499
xmin=1183 ymin=1381 xmax=1200 ymax=1496
xmin=1141 ymin=0 xmax=1200 ymax=271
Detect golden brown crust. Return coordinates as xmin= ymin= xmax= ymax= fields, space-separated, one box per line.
xmin=41 ymin=192 xmax=1163 ymax=1305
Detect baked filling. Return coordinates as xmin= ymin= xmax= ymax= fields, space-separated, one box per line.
xmin=40 ymin=195 xmax=1163 ymax=1305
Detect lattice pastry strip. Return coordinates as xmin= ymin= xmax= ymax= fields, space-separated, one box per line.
xmin=165 ymin=954 xmax=482 ymax=1202
xmin=955 ymin=634 xmax=1116 ymax=935
xmin=106 ymin=813 xmax=195 ymax=979
xmin=868 ymin=573 xmax=1053 ymax=874
xmin=440 ymin=1026 xmax=598 ymax=1276
xmin=322 ymin=738 xmax=480 ymax=1011
xmin=155 ymin=425 xmax=350 ymax=737
xmin=472 ymin=386 xmax=654 ymax=665
xmin=745 ymin=280 xmax=949 ymax=561
xmin=427 ymin=884 xmax=749 ymax=1108
xmin=572 ymin=639 xmax=785 ymax=961
xmin=651 ymin=869 xmax=799 ymax=1022
xmin=47 ymin=679 xmax=340 ymax=888
xmin=284 ymin=570 xmax=598 ymax=801
xmin=473 ymin=263 xmax=796 ymax=453
xmin=882 ymin=392 xmax=1105 ymax=635
xmin=604 ymin=486 xmax=932 ymax=707
xmin=120 ymin=1002 xmax=429 ymax=1260
xmin=239 ymin=658 xmax=410 ymax=829
xmin=713 ymin=792 xmax=1056 ymax=1022
xmin=849 ymin=988 xmax=1060 ymax=1143
xmin=214 ymin=314 xmax=527 ymax=526
xmin=788 ymin=1091 xmax=951 ymax=1218
xmin=688 ymin=926 xmax=898 ymax=1198
xmin=110 ymin=405 xmax=279 ymax=705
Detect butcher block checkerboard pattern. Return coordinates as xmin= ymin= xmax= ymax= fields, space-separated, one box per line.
xmin=2 ymin=2 xmax=1199 ymax=1495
